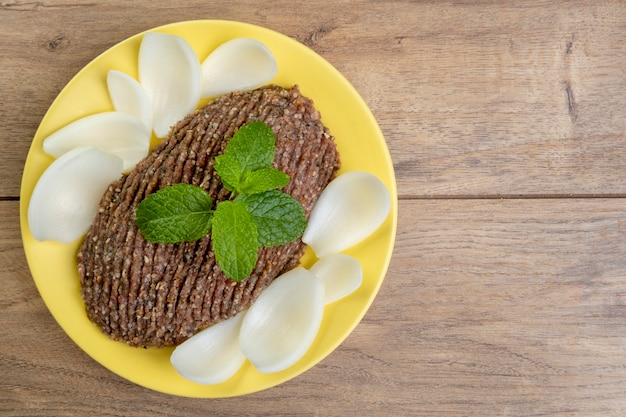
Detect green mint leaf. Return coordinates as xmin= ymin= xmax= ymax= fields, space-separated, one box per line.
xmin=212 ymin=200 xmax=259 ymax=281
xmin=237 ymin=190 xmax=306 ymax=247
xmin=240 ymin=168 xmax=290 ymax=195
xmin=226 ymin=121 xmax=275 ymax=173
xmin=214 ymin=153 xmax=242 ymax=192
xmin=134 ymin=122 xmax=303 ymax=282
xmin=135 ymin=183 xmax=213 ymax=243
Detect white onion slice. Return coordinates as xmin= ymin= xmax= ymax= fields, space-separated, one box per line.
xmin=28 ymin=147 xmax=123 ymax=243
xmin=302 ymin=171 xmax=391 ymax=258
xmin=170 ymin=311 xmax=247 ymax=385
xmin=309 ymin=254 xmax=363 ymax=304
xmin=201 ymin=37 xmax=277 ymax=99
xmin=138 ymin=32 xmax=202 ymax=138
xmin=239 ymin=267 xmax=324 ymax=373
xmin=41 ymin=111 xmax=150 ymax=172
xmin=107 ymin=70 xmax=153 ymax=131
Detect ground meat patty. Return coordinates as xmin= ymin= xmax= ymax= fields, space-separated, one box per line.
xmin=77 ymin=85 xmax=340 ymax=348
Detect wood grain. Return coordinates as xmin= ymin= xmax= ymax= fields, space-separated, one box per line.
xmin=3 ymin=0 xmax=626 ymax=416
xmin=4 ymin=199 xmax=626 ymax=416
xmin=3 ymin=1 xmax=626 ymax=198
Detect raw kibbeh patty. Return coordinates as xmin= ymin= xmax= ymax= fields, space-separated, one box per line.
xmin=77 ymin=85 xmax=341 ymax=348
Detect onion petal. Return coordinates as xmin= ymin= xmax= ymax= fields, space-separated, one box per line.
xmin=302 ymin=171 xmax=391 ymax=258
xmin=239 ymin=267 xmax=324 ymax=373
xmin=170 ymin=311 xmax=247 ymax=385
xmin=309 ymin=254 xmax=363 ymax=304
xmin=138 ymin=32 xmax=202 ymax=138
xmin=28 ymin=147 xmax=123 ymax=243
xmin=107 ymin=70 xmax=153 ymax=132
xmin=201 ymin=37 xmax=277 ymax=99
xmin=42 ymin=111 xmax=150 ymax=172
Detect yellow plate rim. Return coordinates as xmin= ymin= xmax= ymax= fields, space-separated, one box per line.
xmin=19 ymin=19 xmax=398 ymax=398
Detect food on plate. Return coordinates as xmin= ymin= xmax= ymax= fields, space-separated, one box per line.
xmin=174 ymin=251 xmax=365 ymax=383
xmin=77 ymin=85 xmax=341 ymax=348
xmin=201 ymin=37 xmax=277 ymax=99
xmin=302 ymin=170 xmax=391 ymax=258
xmin=239 ymin=267 xmax=325 ymax=374
xmin=170 ymin=310 xmax=247 ymax=385
xmin=309 ymin=254 xmax=363 ymax=305
xmin=138 ymin=32 xmax=202 ymax=138
xmin=107 ymin=70 xmax=153 ymax=131
xmin=134 ymin=121 xmax=307 ymax=282
xmin=24 ymin=25 xmax=395 ymax=392
xmin=41 ymin=111 xmax=151 ymax=172
xmin=28 ymin=147 xmax=124 ymax=244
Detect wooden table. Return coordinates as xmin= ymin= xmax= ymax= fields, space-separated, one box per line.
xmin=3 ymin=1 xmax=626 ymax=416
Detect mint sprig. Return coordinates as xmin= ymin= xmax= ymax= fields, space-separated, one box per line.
xmin=135 ymin=121 xmax=307 ymax=282
xmin=211 ymin=200 xmax=259 ymax=281
xmin=237 ymin=190 xmax=305 ymax=247
xmin=135 ymin=183 xmax=213 ymax=243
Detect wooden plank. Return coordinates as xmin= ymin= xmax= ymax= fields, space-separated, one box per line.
xmin=4 ymin=198 xmax=626 ymax=415
xmin=371 ymin=2 xmax=626 ymax=197
xmin=3 ymin=1 xmax=626 ymax=198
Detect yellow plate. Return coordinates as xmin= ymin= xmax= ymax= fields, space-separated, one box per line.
xmin=19 ymin=20 xmax=397 ymax=398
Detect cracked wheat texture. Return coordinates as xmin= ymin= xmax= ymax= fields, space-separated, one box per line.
xmin=77 ymin=85 xmax=340 ymax=348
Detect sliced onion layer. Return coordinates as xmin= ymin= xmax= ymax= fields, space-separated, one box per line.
xmin=42 ymin=111 xmax=150 ymax=172
xmin=201 ymin=37 xmax=277 ymax=98
xmin=239 ymin=267 xmax=324 ymax=374
xmin=28 ymin=147 xmax=123 ymax=243
xmin=302 ymin=171 xmax=391 ymax=258
xmin=107 ymin=70 xmax=153 ymax=132
xmin=309 ymin=254 xmax=363 ymax=304
xmin=138 ymin=32 xmax=202 ymax=138
xmin=170 ymin=311 xmax=247 ymax=385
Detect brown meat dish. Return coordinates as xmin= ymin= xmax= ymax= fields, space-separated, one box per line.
xmin=77 ymin=85 xmax=340 ymax=348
